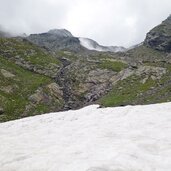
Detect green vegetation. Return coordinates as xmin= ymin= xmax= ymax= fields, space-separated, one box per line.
xmin=0 ymin=38 xmax=60 ymax=67
xmin=128 ymin=45 xmax=165 ymax=60
xmin=0 ymin=17 xmax=171 ymax=122
xmin=0 ymin=56 xmax=60 ymax=122
xmin=57 ymin=50 xmax=78 ymax=61
xmin=98 ymin=60 xmax=127 ymax=72
xmin=99 ymin=75 xmax=157 ymax=107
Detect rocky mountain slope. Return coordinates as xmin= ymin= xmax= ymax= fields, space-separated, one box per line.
xmin=0 ymin=15 xmax=171 ymax=122
xmin=144 ymin=15 xmax=171 ymax=52
xmin=0 ymin=37 xmax=64 ymax=122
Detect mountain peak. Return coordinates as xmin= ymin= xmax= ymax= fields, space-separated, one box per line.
xmin=163 ymin=14 xmax=171 ymax=24
xmin=144 ymin=14 xmax=171 ymax=52
xmin=48 ymin=29 xmax=73 ymax=37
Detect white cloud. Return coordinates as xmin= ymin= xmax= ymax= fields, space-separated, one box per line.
xmin=0 ymin=0 xmax=170 ymax=47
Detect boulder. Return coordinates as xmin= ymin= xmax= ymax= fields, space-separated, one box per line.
xmin=47 ymin=83 xmax=63 ymax=97
xmin=29 ymin=89 xmax=47 ymax=104
xmin=1 ymin=69 xmax=15 ymax=78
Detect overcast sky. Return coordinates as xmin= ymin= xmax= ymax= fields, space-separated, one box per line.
xmin=0 ymin=0 xmax=170 ymax=47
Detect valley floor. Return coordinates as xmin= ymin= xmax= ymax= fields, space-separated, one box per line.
xmin=0 ymin=102 xmax=171 ymax=171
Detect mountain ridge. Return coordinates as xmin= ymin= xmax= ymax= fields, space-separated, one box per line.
xmin=144 ymin=14 xmax=171 ymax=52
xmin=27 ymin=28 xmax=126 ymax=53
xmin=0 ymin=15 xmax=171 ymax=122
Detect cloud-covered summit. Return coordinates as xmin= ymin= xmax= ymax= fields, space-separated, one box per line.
xmin=0 ymin=0 xmax=171 ymax=47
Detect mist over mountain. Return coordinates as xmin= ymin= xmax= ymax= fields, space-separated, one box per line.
xmin=0 ymin=26 xmax=12 ymax=38
xmin=0 ymin=0 xmax=171 ymax=48
xmin=79 ymin=37 xmax=126 ymax=52
xmin=0 ymin=26 xmax=127 ymax=53
xmin=26 ymin=29 xmax=126 ymax=52
xmin=0 ymin=1 xmax=171 ymax=170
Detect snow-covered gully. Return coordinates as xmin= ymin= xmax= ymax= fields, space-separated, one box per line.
xmin=0 ymin=102 xmax=171 ymax=171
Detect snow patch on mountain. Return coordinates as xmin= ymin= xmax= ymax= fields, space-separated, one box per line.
xmin=0 ymin=102 xmax=171 ymax=171
xmin=79 ymin=37 xmax=126 ymax=52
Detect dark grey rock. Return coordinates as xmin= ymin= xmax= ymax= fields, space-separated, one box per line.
xmin=27 ymin=29 xmax=83 ymax=52
xmin=0 ymin=107 xmax=4 ymax=115
xmin=144 ymin=15 xmax=171 ymax=52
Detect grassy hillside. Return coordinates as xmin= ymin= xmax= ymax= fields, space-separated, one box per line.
xmin=0 ymin=38 xmax=60 ymax=66
xmin=0 ymin=37 xmax=64 ymax=122
xmin=0 ymin=37 xmax=61 ymax=78
xmin=0 ymin=56 xmax=64 ymax=122
xmin=99 ymin=46 xmax=171 ymax=107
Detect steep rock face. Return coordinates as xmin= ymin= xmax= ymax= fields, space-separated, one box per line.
xmin=144 ymin=15 xmax=171 ymax=52
xmin=27 ymin=29 xmax=83 ymax=52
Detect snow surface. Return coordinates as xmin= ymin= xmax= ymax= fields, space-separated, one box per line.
xmin=0 ymin=102 xmax=171 ymax=171
xmin=79 ymin=37 xmax=105 ymax=51
xmin=79 ymin=37 xmax=125 ymax=52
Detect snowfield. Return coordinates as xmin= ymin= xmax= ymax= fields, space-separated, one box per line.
xmin=0 ymin=103 xmax=171 ymax=171
xmin=79 ymin=37 xmax=125 ymax=52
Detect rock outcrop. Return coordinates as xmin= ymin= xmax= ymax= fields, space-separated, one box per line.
xmin=144 ymin=15 xmax=171 ymax=52
xmin=0 ymin=69 xmax=15 ymax=78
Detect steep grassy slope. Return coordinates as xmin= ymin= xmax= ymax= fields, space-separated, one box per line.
xmin=0 ymin=38 xmax=60 ymax=65
xmin=99 ymin=45 xmax=171 ymax=107
xmin=0 ymin=38 xmax=64 ymax=122
xmin=0 ymin=38 xmax=61 ymax=78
